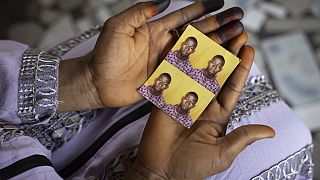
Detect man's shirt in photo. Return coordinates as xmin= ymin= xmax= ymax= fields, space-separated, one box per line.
xmin=163 ymin=104 xmax=193 ymax=128
xmin=189 ymin=68 xmax=220 ymax=94
xmin=165 ymin=50 xmax=193 ymax=74
xmin=138 ymin=85 xmax=167 ymax=108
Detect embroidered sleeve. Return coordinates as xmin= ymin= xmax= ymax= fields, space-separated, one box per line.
xmin=1 ymin=26 xmax=102 ymax=149
xmin=18 ymin=48 xmax=60 ymax=124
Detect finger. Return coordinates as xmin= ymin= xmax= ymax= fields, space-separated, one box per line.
xmin=225 ymin=31 xmax=248 ymax=55
xmin=159 ymin=0 xmax=224 ymax=30
xmin=197 ymin=33 xmax=249 ymax=126
xmin=106 ymin=0 xmax=170 ymax=34
xmin=219 ymin=125 xmax=275 ymax=161
xmin=184 ymin=7 xmax=244 ymax=34
xmin=218 ymin=45 xmax=254 ymax=112
xmin=207 ymin=21 xmax=244 ymax=44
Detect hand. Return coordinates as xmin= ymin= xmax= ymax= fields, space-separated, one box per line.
xmin=59 ymin=0 xmax=248 ymax=112
xmin=58 ymin=0 xmax=248 ymax=112
xmin=126 ymin=36 xmax=275 ymax=179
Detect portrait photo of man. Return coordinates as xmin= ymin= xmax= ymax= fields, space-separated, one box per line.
xmin=140 ymin=25 xmax=239 ymax=128
xmin=189 ymin=55 xmax=225 ymax=94
xmin=138 ymin=73 xmax=172 ymax=108
xmin=163 ymin=92 xmax=198 ymax=128
xmin=165 ymin=36 xmax=198 ymax=74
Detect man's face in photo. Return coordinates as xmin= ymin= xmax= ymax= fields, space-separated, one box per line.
xmin=180 ymin=38 xmax=197 ymax=57
xmin=180 ymin=93 xmax=198 ymax=111
xmin=207 ymin=57 xmax=224 ymax=75
xmin=153 ymin=74 xmax=171 ymax=92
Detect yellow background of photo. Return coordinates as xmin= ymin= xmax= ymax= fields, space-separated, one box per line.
xmin=143 ymin=61 xmax=214 ymax=122
xmin=171 ymin=25 xmax=240 ymax=88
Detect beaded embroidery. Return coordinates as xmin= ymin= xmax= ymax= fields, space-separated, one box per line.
xmin=18 ymin=49 xmax=60 ymax=124
xmin=252 ymin=144 xmax=314 ymax=180
xmin=228 ymin=75 xmax=281 ymax=129
xmin=1 ymin=111 xmax=96 ymax=150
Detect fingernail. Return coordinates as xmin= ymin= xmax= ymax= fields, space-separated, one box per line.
xmin=217 ymin=21 xmax=244 ymax=43
xmin=202 ymin=0 xmax=224 ymax=14
xmin=152 ymin=0 xmax=170 ymax=14
xmin=216 ymin=7 xmax=244 ymax=26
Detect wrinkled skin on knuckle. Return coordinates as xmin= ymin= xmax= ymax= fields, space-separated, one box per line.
xmin=103 ymin=18 xmax=115 ymax=29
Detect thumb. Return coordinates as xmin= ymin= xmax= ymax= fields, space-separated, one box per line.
xmin=109 ymin=0 xmax=170 ymax=32
xmin=221 ymin=125 xmax=275 ymax=159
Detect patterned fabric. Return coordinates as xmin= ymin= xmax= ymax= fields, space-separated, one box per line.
xmin=189 ymin=68 xmax=220 ymax=94
xmin=0 ymin=110 xmax=96 ymax=150
xmin=18 ymin=48 xmax=60 ymax=124
xmin=99 ymin=148 xmax=138 ymax=180
xmin=163 ymin=104 xmax=193 ymax=128
xmin=228 ymin=75 xmax=281 ymax=129
xmin=165 ymin=50 xmax=193 ymax=74
xmin=252 ymin=144 xmax=314 ymax=180
xmin=138 ymin=85 xmax=167 ymax=108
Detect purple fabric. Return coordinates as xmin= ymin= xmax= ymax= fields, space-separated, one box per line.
xmin=0 ymin=41 xmax=62 ymax=179
xmin=0 ymin=41 xmax=28 ymax=124
xmin=0 ymin=136 xmax=63 ymax=179
xmin=51 ymin=101 xmax=144 ymax=170
xmin=0 ymin=136 xmax=51 ymax=169
xmin=165 ymin=50 xmax=193 ymax=74
xmin=189 ymin=68 xmax=220 ymax=94
xmin=66 ymin=111 xmax=147 ymax=179
xmin=12 ymin=166 xmax=63 ymax=180
xmin=163 ymin=104 xmax=193 ymax=128
xmin=138 ymin=85 xmax=166 ymax=108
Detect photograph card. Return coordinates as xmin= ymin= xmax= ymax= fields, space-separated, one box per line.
xmin=139 ymin=25 xmax=240 ymax=128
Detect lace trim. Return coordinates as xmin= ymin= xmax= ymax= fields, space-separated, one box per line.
xmin=252 ymin=144 xmax=314 ymax=180
xmin=228 ymin=75 xmax=281 ymax=128
xmin=18 ymin=49 xmax=60 ymax=124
